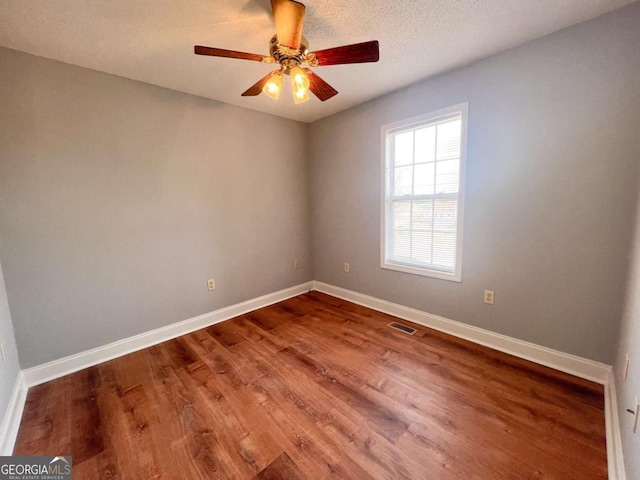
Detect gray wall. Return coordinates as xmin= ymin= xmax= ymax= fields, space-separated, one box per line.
xmin=309 ymin=3 xmax=640 ymax=364
xmin=616 ymin=193 xmax=640 ymax=479
xmin=0 ymin=258 xmax=20 ymax=429
xmin=0 ymin=47 xmax=312 ymax=368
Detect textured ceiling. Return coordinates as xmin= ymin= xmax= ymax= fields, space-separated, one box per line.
xmin=0 ymin=0 xmax=636 ymax=123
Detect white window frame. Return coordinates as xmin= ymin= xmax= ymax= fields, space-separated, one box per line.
xmin=380 ymin=102 xmax=468 ymax=282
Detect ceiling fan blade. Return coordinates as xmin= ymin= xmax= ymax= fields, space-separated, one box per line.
xmin=270 ymin=0 xmax=305 ymax=49
xmin=241 ymin=72 xmax=275 ymax=97
xmin=310 ymin=40 xmax=380 ymax=66
xmin=194 ymin=46 xmax=267 ymax=62
xmin=305 ymin=69 xmax=338 ymax=101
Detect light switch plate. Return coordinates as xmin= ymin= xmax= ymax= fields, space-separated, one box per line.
xmin=623 ymin=353 xmax=630 ymax=381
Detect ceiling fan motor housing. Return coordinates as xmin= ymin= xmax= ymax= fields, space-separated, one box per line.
xmin=269 ymin=35 xmax=310 ymax=73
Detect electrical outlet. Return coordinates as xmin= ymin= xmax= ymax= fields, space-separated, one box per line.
xmin=344 ymin=263 xmax=350 ymax=273
xmin=207 ymin=279 xmax=216 ymax=291
xmin=484 ymin=290 xmax=495 ymax=305
xmin=623 ymin=353 xmax=630 ymax=381
xmin=294 ymin=260 xmax=301 ymax=269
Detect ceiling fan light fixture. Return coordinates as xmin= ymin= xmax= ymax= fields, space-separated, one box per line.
xmin=262 ymin=70 xmax=284 ymax=100
xmin=293 ymin=84 xmax=311 ymax=104
xmin=290 ymin=66 xmax=309 ymax=88
xmin=290 ymin=66 xmax=310 ymax=104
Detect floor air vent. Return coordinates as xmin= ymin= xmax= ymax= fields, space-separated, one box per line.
xmin=388 ymin=321 xmax=417 ymax=335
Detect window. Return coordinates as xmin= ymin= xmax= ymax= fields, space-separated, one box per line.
xmin=381 ymin=103 xmax=468 ymax=281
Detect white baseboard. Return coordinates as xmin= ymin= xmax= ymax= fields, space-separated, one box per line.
xmin=0 ymin=372 xmax=27 ymax=456
xmin=605 ymin=371 xmax=626 ymax=480
xmin=312 ymin=281 xmax=611 ymax=385
xmin=22 ymin=281 xmax=313 ymax=388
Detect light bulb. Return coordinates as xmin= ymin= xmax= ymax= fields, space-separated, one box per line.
xmin=262 ymin=70 xmax=283 ymax=100
xmin=290 ymin=66 xmax=310 ymax=104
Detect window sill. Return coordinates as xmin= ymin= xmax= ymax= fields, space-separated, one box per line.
xmin=380 ymin=261 xmax=462 ymax=282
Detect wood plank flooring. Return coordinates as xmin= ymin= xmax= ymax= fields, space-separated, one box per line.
xmin=13 ymin=292 xmax=608 ymax=479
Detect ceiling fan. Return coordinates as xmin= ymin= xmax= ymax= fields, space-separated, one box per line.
xmin=194 ymin=0 xmax=379 ymax=104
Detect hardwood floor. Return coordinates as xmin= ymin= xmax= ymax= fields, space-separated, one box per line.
xmin=13 ymin=292 xmax=607 ymax=479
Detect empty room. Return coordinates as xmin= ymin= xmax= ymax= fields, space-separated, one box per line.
xmin=1 ymin=0 xmax=639 ymax=478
